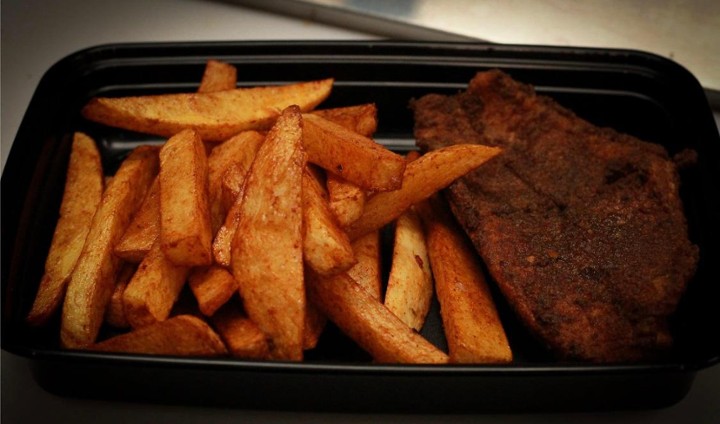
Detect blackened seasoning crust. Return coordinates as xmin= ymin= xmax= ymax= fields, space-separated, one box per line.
xmin=411 ymin=70 xmax=698 ymax=362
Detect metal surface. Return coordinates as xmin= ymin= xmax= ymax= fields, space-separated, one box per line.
xmin=236 ymin=0 xmax=720 ymax=94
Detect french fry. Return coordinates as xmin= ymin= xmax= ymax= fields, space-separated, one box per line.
xmin=220 ymin=163 xmax=246 ymax=213
xmin=211 ymin=306 xmax=270 ymax=359
xmin=416 ymin=197 xmax=512 ymax=363
xmin=89 ymin=315 xmax=228 ymax=356
xmin=384 ymin=208 xmax=433 ymax=331
xmin=197 ymin=59 xmax=237 ymax=93
xmin=302 ymin=113 xmax=405 ymax=192
xmin=159 ymin=129 xmax=213 ymax=266
xmin=311 ymin=103 xmax=377 ymax=137
xmin=307 ymin=271 xmax=448 ymax=364
xmin=81 ymin=79 xmax=333 ymax=141
xmin=122 ymin=241 xmax=190 ymax=329
xmin=326 ymin=174 xmax=366 ymax=227
xmin=114 ymin=176 xmax=160 ymax=262
xmin=212 ymin=200 xmax=242 ymax=267
xmin=104 ymin=263 xmax=136 ymax=329
xmin=302 ymin=168 xmax=356 ymax=276
xmin=61 ymin=145 xmax=158 ymax=348
xmin=212 ymin=161 xmax=253 ymax=267
xmin=188 ymin=266 xmax=237 ymax=317
xmin=346 ymin=231 xmax=382 ymax=301
xmin=210 ymin=138 xmax=265 ymax=267
xmin=311 ymin=104 xmax=376 ymax=227
xmin=231 ymin=105 xmax=307 ymax=361
xmin=27 ymin=133 xmax=104 ymax=326
xmin=345 ymin=144 xmax=502 ymax=240
xmin=208 ymin=131 xmax=265 ymax=234
xmin=207 ymin=130 xmax=264 ymax=232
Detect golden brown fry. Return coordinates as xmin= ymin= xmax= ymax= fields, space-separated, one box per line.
xmin=302 ymin=113 xmax=405 ymax=192
xmin=104 ymin=263 xmax=136 ymax=329
xmin=302 ymin=168 xmax=356 ymax=276
xmin=326 ymin=174 xmax=365 ymax=227
xmin=311 ymin=103 xmax=377 ymax=137
xmin=61 ymin=145 xmax=158 ymax=348
xmin=307 ymin=271 xmax=448 ymax=364
xmin=197 ymin=59 xmax=237 ymax=93
xmin=27 ymin=133 xmax=104 ymax=326
xmin=122 ymin=241 xmax=190 ymax=329
xmin=207 ymin=130 xmax=264 ymax=232
xmin=81 ymin=79 xmax=333 ymax=141
xmin=345 ymin=144 xmax=502 ymax=240
xmin=231 ymin=105 xmax=307 ymax=361
xmin=313 ymin=104 xmax=376 ymax=227
xmin=159 ymin=129 xmax=213 ymax=266
xmin=346 ymin=231 xmax=382 ymax=301
xmin=212 ymin=202 xmax=242 ymax=267
xmin=417 ymin=197 xmax=512 ymax=363
xmin=188 ymin=266 xmax=237 ymax=317
xmin=114 ymin=176 xmax=160 ymax=262
xmin=89 ymin=314 xmax=228 ymax=356
xmin=384 ymin=208 xmax=433 ymax=331
xmin=220 ymin=163 xmax=245 ymax=213
xmin=211 ymin=306 xmax=269 ymax=359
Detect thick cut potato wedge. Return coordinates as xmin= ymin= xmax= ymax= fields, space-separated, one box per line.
xmin=346 ymin=231 xmax=382 ymax=300
xmin=302 ymin=113 xmax=405 ymax=192
xmin=307 ymin=271 xmax=448 ymax=364
xmin=27 ymin=133 xmax=104 ymax=326
xmin=122 ymin=241 xmax=190 ymax=328
xmin=231 ymin=106 xmax=307 ymax=361
xmin=417 ymin=197 xmax=512 ymax=363
xmin=302 ymin=168 xmax=356 ymax=276
xmin=207 ymin=130 xmax=264 ymax=232
xmin=326 ymin=174 xmax=365 ymax=227
xmin=345 ymin=144 xmax=502 ymax=240
xmin=188 ymin=265 xmax=237 ymax=317
xmin=89 ymin=315 xmax=227 ymax=356
xmin=61 ymin=145 xmax=158 ymax=348
xmin=198 ymin=59 xmax=237 ymax=93
xmin=208 ymin=131 xmax=265 ymax=233
xmin=211 ymin=306 xmax=270 ymax=359
xmin=384 ymin=208 xmax=433 ymax=331
xmin=82 ymin=79 xmax=333 ymax=141
xmin=220 ymin=163 xmax=246 ymax=213
xmin=311 ymin=103 xmax=377 ymax=137
xmin=114 ymin=176 xmax=160 ymax=262
xmin=212 ymin=199 xmax=243 ymax=267
xmin=313 ymin=104 xmax=375 ymax=226
xmin=104 ymin=264 xmax=136 ymax=329
xmin=159 ymin=129 xmax=213 ymax=266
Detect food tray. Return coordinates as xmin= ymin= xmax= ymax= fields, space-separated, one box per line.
xmin=2 ymin=41 xmax=719 ymax=412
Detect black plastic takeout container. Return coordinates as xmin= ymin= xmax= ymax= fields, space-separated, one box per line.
xmin=2 ymin=41 xmax=719 ymax=412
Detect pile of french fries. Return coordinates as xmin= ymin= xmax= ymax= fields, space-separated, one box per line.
xmin=27 ymin=60 xmax=512 ymax=364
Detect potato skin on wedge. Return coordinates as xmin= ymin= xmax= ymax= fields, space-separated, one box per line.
xmin=82 ymin=79 xmax=333 ymax=141
xmin=159 ymin=129 xmax=213 ymax=267
xmin=307 ymin=271 xmax=448 ymax=364
xmin=27 ymin=133 xmax=104 ymax=327
xmin=89 ymin=315 xmax=227 ymax=356
xmin=231 ymin=105 xmax=307 ymax=361
xmin=61 ymin=145 xmax=158 ymax=348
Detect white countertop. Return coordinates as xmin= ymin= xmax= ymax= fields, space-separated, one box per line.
xmin=2 ymin=1 xmax=719 ymax=422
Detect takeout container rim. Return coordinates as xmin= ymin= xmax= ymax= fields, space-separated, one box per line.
xmin=40 ymin=39 xmax=707 ymax=86
xmin=3 ymin=41 xmax=719 ymax=394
